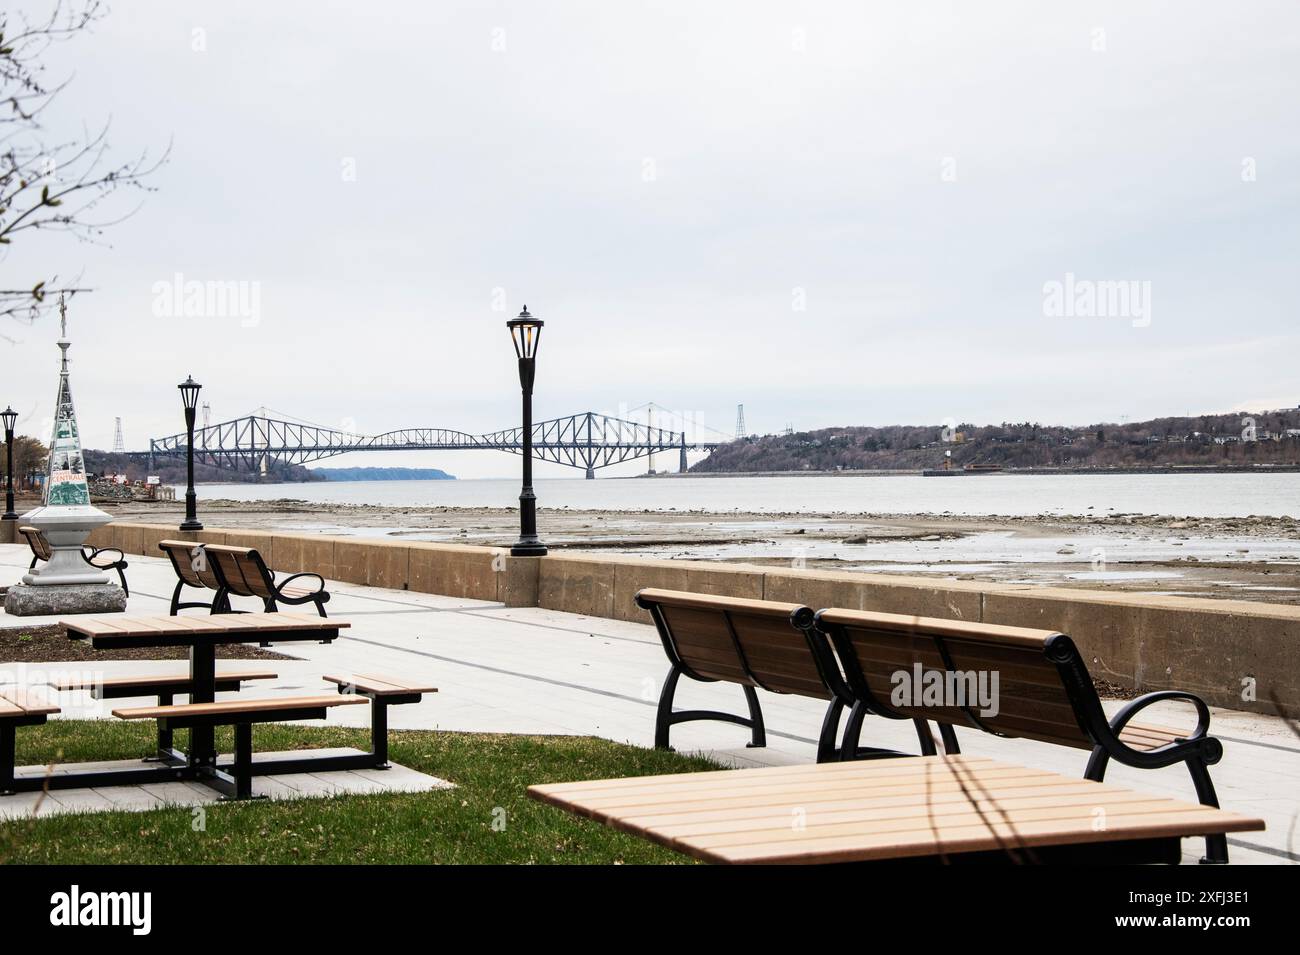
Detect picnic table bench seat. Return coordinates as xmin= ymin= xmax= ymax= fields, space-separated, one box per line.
xmin=50 ymin=670 xmax=279 ymax=697
xmin=21 ymin=525 xmax=130 ymax=595
xmin=49 ymin=669 xmax=280 ymax=757
xmin=812 ymin=607 xmax=1233 ymax=863
xmin=113 ymin=694 xmax=368 ymax=799
xmin=322 ymin=673 xmax=437 ymax=766
xmin=0 ymin=687 xmax=61 ymax=795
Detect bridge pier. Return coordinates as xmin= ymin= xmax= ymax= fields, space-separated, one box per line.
xmin=585 ymin=467 xmax=595 ymax=480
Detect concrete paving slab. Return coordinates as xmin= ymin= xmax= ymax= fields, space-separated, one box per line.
xmin=0 ymin=749 xmax=451 ymax=821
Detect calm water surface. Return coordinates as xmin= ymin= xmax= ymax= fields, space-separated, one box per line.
xmin=193 ymin=473 xmax=1300 ymax=519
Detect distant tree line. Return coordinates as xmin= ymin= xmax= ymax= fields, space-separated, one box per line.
xmin=82 ymin=449 xmax=323 ymax=484
xmin=695 ymin=409 xmax=1300 ymax=473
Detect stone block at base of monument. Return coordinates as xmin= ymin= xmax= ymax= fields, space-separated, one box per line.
xmin=4 ymin=583 xmax=127 ymax=616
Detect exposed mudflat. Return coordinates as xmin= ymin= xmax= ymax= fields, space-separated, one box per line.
xmin=99 ymin=499 xmax=1300 ymax=606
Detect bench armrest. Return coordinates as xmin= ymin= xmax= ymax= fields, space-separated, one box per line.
xmin=82 ymin=546 xmax=126 ymax=567
xmin=1102 ymin=690 xmax=1219 ymax=769
xmin=1109 ymin=690 xmax=1211 ymax=742
xmin=277 ymin=572 xmax=325 ymax=594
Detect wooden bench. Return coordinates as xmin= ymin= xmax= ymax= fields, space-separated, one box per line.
xmin=529 ymin=755 xmax=1265 ymax=865
xmin=158 ymin=539 xmax=228 ymax=614
xmin=204 ymin=544 xmax=331 ymax=619
xmin=322 ymin=673 xmax=437 ymax=767
xmin=113 ymin=695 xmax=368 ymax=799
xmin=49 ymin=670 xmax=278 ymax=758
xmin=21 ymin=525 xmax=130 ymax=595
xmin=635 ymin=589 xmax=876 ymax=762
xmin=0 ymin=687 xmax=61 ymax=796
xmin=813 ymin=608 xmax=1233 ymax=864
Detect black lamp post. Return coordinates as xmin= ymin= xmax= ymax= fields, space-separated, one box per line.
xmin=507 ymin=305 xmax=546 ymax=557
xmin=1 ymin=406 xmax=17 ymax=522
xmin=178 ymin=376 xmax=204 ymax=531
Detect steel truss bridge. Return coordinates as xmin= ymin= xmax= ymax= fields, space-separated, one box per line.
xmin=146 ymin=411 xmax=724 ymax=477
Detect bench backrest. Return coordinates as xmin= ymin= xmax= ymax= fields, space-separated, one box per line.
xmin=204 ymin=545 xmax=277 ymax=598
xmin=814 ymin=609 xmax=1110 ymax=751
xmin=635 ymin=589 xmax=848 ymax=701
xmin=19 ymin=525 xmax=52 ymax=561
xmin=158 ymin=539 xmax=222 ymax=591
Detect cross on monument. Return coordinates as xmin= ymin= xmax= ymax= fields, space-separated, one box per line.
xmin=59 ymin=293 xmax=68 ymax=338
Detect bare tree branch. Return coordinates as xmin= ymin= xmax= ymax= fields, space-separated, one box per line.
xmin=0 ymin=1 xmax=165 ymax=329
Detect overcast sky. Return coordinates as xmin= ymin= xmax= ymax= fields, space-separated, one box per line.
xmin=3 ymin=1 xmax=1297 ymax=479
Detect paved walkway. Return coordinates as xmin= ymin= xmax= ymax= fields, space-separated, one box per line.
xmin=2 ymin=543 xmax=1297 ymax=864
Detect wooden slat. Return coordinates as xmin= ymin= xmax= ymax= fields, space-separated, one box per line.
xmin=819 ymin=609 xmax=1060 ymax=646
xmin=1120 ymin=722 xmax=1187 ymax=751
xmin=322 ymin=673 xmax=438 ymax=695
xmin=113 ymin=694 xmax=368 ymax=720
xmin=637 ymin=588 xmax=809 ymax=619
xmin=0 ymin=686 xmax=61 ymax=716
xmin=528 ymin=756 xmax=1264 ymax=865
xmin=51 ymin=670 xmax=279 ymax=691
xmin=61 ymin=612 xmax=349 ymax=640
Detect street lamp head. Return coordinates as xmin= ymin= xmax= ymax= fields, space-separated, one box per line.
xmin=506 ymin=305 xmax=544 ymax=360
xmin=0 ymin=406 xmax=16 ymax=435
xmin=178 ymin=376 xmax=202 ymax=412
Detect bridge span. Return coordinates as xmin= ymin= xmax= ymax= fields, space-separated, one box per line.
xmin=145 ymin=410 xmax=725 ymax=478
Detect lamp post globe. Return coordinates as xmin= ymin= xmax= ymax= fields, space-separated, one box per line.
xmin=178 ymin=376 xmax=204 ymax=532
xmin=507 ymin=306 xmax=546 ymax=557
xmin=1 ymin=405 xmax=17 ymax=522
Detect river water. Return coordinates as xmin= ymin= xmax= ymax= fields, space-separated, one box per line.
xmin=193 ymin=472 xmax=1300 ymax=518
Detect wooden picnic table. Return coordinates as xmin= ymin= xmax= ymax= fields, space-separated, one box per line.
xmin=528 ymin=755 xmax=1265 ymax=865
xmin=60 ymin=612 xmax=348 ymax=770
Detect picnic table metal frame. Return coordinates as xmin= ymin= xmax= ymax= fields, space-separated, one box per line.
xmin=5 ymin=613 xmax=387 ymax=800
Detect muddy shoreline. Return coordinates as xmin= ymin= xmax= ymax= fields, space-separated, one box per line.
xmin=94 ymin=499 xmax=1300 ymax=606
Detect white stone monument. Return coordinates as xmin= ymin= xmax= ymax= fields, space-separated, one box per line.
xmin=4 ymin=298 xmax=124 ymax=615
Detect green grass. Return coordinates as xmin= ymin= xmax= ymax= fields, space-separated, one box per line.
xmin=0 ymin=721 xmax=719 ymax=864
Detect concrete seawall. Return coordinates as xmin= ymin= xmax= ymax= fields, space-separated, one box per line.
xmin=86 ymin=522 xmax=1300 ymax=716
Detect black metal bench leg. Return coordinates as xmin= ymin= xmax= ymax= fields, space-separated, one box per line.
xmin=937 ymin=722 xmax=961 ymax=755
xmin=654 ymin=664 xmax=683 ymax=750
xmin=1186 ymin=755 xmax=1228 ymax=864
xmin=839 ymin=700 xmax=868 ymax=761
xmin=371 ymin=698 xmax=389 ymax=768
xmin=0 ymin=724 xmax=15 ymax=796
xmin=169 ymin=580 xmax=184 ymax=616
xmin=233 ymin=723 xmax=253 ymax=799
xmin=315 ymin=598 xmax=328 ymax=618
xmin=913 ymin=719 xmax=938 ymax=757
xmin=1084 ymin=746 xmax=1110 ymax=782
xmin=154 ymin=692 xmax=174 ymax=758
xmin=741 ymin=685 xmax=766 ymax=748
xmin=117 ymin=564 xmax=129 ymax=597
xmin=816 ymin=699 xmax=845 ymax=763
